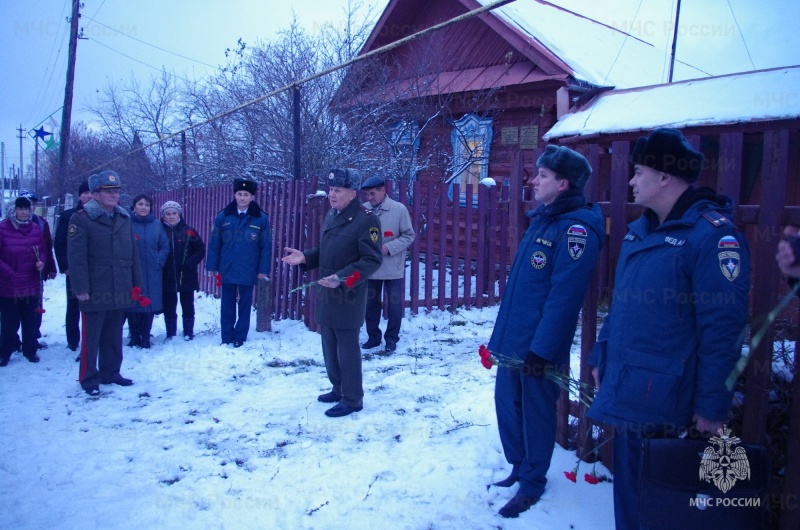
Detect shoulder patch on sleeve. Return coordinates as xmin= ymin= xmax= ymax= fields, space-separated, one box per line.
xmin=566 ymin=224 xmax=588 ymax=237
xmin=68 ymin=224 xmax=78 ymax=237
xmin=369 ymin=226 xmax=379 ymax=244
xmin=701 ymin=210 xmax=730 ymax=227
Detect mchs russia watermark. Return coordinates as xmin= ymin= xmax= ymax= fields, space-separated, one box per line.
xmin=691 ymin=426 xmax=760 ymax=509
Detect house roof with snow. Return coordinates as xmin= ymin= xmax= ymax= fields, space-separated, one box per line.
xmin=357 ymin=0 xmax=699 ymax=97
xmin=544 ymin=65 xmax=800 ymax=141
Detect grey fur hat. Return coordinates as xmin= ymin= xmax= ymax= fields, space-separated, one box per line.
xmin=328 ymin=168 xmax=360 ymax=189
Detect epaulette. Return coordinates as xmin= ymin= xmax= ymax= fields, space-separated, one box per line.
xmin=363 ymin=207 xmax=373 ymax=215
xmin=701 ymin=210 xmax=730 ymax=227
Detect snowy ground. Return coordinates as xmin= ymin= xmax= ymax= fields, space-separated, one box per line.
xmin=0 ymin=275 xmax=614 ymax=529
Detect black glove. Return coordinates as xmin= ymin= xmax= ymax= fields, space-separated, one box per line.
xmin=522 ymin=352 xmax=549 ymax=378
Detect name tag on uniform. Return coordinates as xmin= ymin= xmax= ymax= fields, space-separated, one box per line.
xmin=249 ymin=225 xmax=261 ymax=230
xmin=535 ymin=238 xmax=553 ymax=247
xmin=664 ymin=236 xmax=685 ymax=246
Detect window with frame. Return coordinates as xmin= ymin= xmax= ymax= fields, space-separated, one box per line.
xmin=450 ymin=114 xmax=493 ymax=204
xmin=389 ymin=121 xmax=420 ymax=183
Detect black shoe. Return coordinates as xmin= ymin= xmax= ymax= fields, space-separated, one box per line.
xmin=75 ymin=355 xmax=81 ymax=362
xmin=24 ymin=354 xmax=41 ymax=363
xmin=233 ymin=341 xmax=243 ymax=348
xmin=84 ymin=386 xmax=100 ymax=396
xmin=361 ymin=340 xmax=381 ymax=349
xmin=317 ymin=391 xmax=342 ymax=403
xmin=384 ymin=343 xmax=397 ymax=353
xmin=498 ymin=494 xmax=538 ymax=518
xmin=102 ymin=375 xmax=133 ymax=386
xmin=140 ymin=336 xmax=151 ymax=349
xmin=67 ymin=343 xmax=79 ymax=352
xmin=184 ymin=334 xmax=193 ymax=341
xmin=324 ymin=402 xmax=363 ymax=417
xmin=0 ymin=358 xmax=9 ymax=367
xmin=127 ymin=337 xmax=141 ymax=348
xmin=492 ymin=473 xmax=518 ymax=488
xmin=36 ymin=341 xmax=48 ymax=350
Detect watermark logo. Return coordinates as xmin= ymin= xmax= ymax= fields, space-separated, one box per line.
xmin=699 ymin=426 xmax=750 ymax=494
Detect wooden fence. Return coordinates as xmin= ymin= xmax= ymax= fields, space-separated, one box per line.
xmin=153 ymin=127 xmax=800 ymax=528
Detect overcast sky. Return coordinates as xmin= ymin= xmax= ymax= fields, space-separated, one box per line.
xmin=2 ymin=0 xmax=798 ymax=183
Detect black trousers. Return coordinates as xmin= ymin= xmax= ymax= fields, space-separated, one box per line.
xmin=162 ymin=289 xmax=195 ymax=320
xmin=65 ymin=275 xmax=81 ymax=348
xmin=0 ymin=296 xmax=39 ymax=360
xmin=364 ymin=278 xmax=404 ymax=347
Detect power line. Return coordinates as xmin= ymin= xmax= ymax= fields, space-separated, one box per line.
xmin=89 ymin=38 xmax=198 ymax=84
xmin=601 ymin=0 xmax=645 ymax=86
xmin=28 ymin=0 xmax=71 ymax=125
xmin=725 ymin=0 xmax=756 ymax=70
xmin=83 ymin=16 xmax=219 ymax=69
xmin=82 ymin=0 xmax=518 ymax=178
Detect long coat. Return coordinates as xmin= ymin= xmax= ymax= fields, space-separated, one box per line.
xmin=588 ymin=189 xmax=751 ymax=428
xmin=362 ymin=196 xmax=415 ymax=280
xmin=129 ymin=212 xmax=169 ymax=313
xmin=54 ymin=202 xmax=83 ymax=273
xmin=67 ymin=199 xmax=142 ymax=312
xmin=0 ymin=213 xmax=46 ymax=299
xmin=162 ymin=219 xmax=205 ymax=293
xmin=302 ymin=198 xmax=382 ymax=329
xmin=205 ymin=200 xmax=271 ymax=286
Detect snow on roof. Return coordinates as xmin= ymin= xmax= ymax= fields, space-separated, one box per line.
xmin=544 ymin=66 xmax=800 ymax=140
xmin=478 ymin=0 xmax=695 ymax=88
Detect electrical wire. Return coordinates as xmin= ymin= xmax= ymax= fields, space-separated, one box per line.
xmin=83 ymin=16 xmax=218 ymax=69
xmin=80 ymin=0 xmax=517 ymax=178
xmin=28 ymin=0 xmax=71 ymax=126
xmin=600 ymin=0 xmax=645 ymax=87
xmin=725 ymin=0 xmax=756 ymax=70
xmin=89 ymin=38 xmax=197 ymax=84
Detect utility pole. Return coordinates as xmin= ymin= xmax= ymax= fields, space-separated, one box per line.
xmin=17 ymin=125 xmax=25 ymax=190
xmin=57 ymin=0 xmax=81 ymax=201
xmin=668 ymin=0 xmax=683 ymax=83
xmin=292 ymin=84 xmax=302 ymax=180
xmin=181 ymin=130 xmax=187 ymax=205
xmin=1 ymin=142 xmax=5 ymax=207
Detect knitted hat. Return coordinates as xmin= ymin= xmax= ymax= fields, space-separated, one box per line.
xmin=15 ymin=197 xmax=32 ymax=209
xmin=160 ymin=200 xmax=183 ymax=216
xmin=630 ymin=128 xmax=704 ymax=183
xmin=233 ymin=178 xmax=257 ymax=195
xmin=78 ymin=180 xmax=90 ymax=194
xmin=328 ymin=168 xmax=360 ymax=189
xmin=536 ymin=145 xmax=592 ymax=189
xmin=19 ymin=190 xmax=38 ymax=202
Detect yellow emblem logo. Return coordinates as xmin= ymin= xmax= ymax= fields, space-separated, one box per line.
xmin=369 ymin=226 xmax=379 ymax=244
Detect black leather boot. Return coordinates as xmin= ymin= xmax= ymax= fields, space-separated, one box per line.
xmin=140 ymin=313 xmax=154 ymax=349
xmin=182 ymin=317 xmax=195 ymax=340
xmin=165 ymin=316 xmax=178 ymax=339
xmin=127 ymin=313 xmax=141 ymax=347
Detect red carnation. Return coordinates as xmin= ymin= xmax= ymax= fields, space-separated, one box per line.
xmin=186 ymin=229 xmax=196 ymax=237
xmin=344 ymin=272 xmax=359 ymax=288
xmin=584 ymin=473 xmax=599 ymax=485
xmin=135 ymin=235 xmax=140 ymax=240
xmin=479 ymin=344 xmax=491 ymax=360
xmin=35 ymin=307 xmax=46 ymax=314
xmin=564 ymin=470 xmax=577 ymax=483
xmin=139 ymin=296 xmax=151 ymax=307
xmin=215 ymin=273 xmax=223 ymax=287
xmin=383 ymin=231 xmax=394 ymax=237
xmin=131 ymin=286 xmax=142 ymax=300
xmin=481 ymin=357 xmax=493 ymax=369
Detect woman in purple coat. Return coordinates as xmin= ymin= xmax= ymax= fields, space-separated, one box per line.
xmin=0 ymin=197 xmax=47 ymax=366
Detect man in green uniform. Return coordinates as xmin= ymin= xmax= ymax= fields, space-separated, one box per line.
xmin=282 ymin=168 xmax=382 ymax=417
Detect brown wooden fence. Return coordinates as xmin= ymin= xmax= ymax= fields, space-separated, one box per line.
xmin=153 ymin=126 xmax=800 ymax=528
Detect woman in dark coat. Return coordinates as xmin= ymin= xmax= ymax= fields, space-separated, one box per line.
xmin=128 ymin=194 xmax=169 ymax=348
xmin=160 ymin=201 xmax=205 ymax=340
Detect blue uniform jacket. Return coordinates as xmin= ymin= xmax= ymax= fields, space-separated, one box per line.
xmin=488 ymin=190 xmax=604 ymax=364
xmin=588 ymin=189 xmax=751 ymax=428
xmin=205 ymin=200 xmax=271 ymax=286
